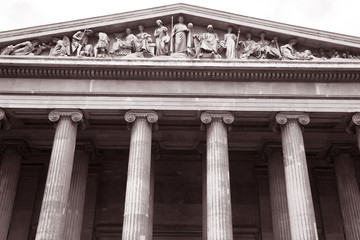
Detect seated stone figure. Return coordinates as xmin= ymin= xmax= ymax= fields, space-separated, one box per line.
xmin=280 ymin=39 xmax=314 ymax=60
xmin=135 ymin=25 xmax=152 ymax=53
xmin=198 ymin=25 xmax=221 ymax=58
xmin=239 ymin=33 xmax=261 ymax=58
xmin=110 ymin=28 xmax=138 ymax=56
xmin=49 ymin=36 xmax=70 ymax=57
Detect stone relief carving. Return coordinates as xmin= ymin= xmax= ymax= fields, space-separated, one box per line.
xmin=71 ymin=29 xmax=93 ymax=57
xmin=154 ymin=20 xmax=170 ymax=56
xmin=1 ymin=20 xmax=359 ymax=61
xmin=94 ymin=32 xmax=110 ymax=58
xmin=171 ymin=16 xmax=189 ymax=54
xmin=49 ymin=36 xmax=70 ymax=56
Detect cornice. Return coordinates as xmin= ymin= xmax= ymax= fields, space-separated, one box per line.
xmin=1 ymin=56 xmax=360 ymax=82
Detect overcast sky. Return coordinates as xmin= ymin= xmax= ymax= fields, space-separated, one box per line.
xmin=1 ymin=0 xmax=360 ymax=37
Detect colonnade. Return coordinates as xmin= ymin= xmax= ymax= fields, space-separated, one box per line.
xmin=0 ymin=108 xmax=360 ymax=240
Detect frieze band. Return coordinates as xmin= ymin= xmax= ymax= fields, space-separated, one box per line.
xmin=1 ymin=16 xmax=358 ymax=61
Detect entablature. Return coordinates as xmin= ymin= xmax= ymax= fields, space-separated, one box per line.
xmin=1 ymin=56 xmax=360 ymax=82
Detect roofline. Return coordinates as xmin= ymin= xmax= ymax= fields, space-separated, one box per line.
xmin=1 ymin=3 xmax=360 ymax=48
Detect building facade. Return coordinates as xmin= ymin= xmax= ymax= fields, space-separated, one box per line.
xmin=1 ymin=3 xmax=360 ymax=240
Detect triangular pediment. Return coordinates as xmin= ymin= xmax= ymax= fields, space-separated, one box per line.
xmin=0 ymin=3 xmax=359 ymax=59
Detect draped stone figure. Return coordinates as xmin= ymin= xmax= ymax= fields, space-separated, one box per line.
xmin=135 ymin=25 xmax=152 ymax=53
xmin=280 ymin=39 xmax=314 ymax=60
xmin=223 ymin=26 xmax=238 ymax=59
xmin=267 ymin=36 xmax=282 ymax=59
xmin=49 ymin=36 xmax=70 ymax=56
xmin=154 ymin=19 xmax=170 ymax=56
xmin=199 ymin=25 xmax=220 ymax=58
xmin=110 ymin=28 xmax=137 ymax=56
xmin=94 ymin=32 xmax=110 ymax=58
xmin=171 ymin=15 xmax=189 ymax=53
xmin=257 ymin=32 xmax=270 ymax=59
xmin=239 ymin=33 xmax=261 ymax=58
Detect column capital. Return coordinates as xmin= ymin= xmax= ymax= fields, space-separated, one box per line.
xmin=48 ymin=109 xmax=84 ymax=123
xmin=326 ymin=144 xmax=357 ymax=163
xmin=275 ymin=112 xmax=310 ymax=125
xmin=0 ymin=141 xmax=31 ymax=159
xmin=124 ymin=110 xmax=158 ymax=124
xmin=262 ymin=144 xmax=283 ymax=160
xmin=76 ymin=142 xmax=99 ymax=162
xmin=0 ymin=108 xmax=11 ymax=130
xmin=346 ymin=113 xmax=360 ymax=134
xmin=200 ymin=111 xmax=234 ymax=125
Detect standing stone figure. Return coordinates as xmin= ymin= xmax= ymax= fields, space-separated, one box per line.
xmin=71 ymin=29 xmax=93 ymax=56
xmin=94 ymin=32 xmax=110 ymax=58
xmin=171 ymin=15 xmax=189 ymax=53
xmin=257 ymin=32 xmax=270 ymax=59
xmin=223 ymin=26 xmax=238 ymax=59
xmin=154 ymin=19 xmax=169 ymax=56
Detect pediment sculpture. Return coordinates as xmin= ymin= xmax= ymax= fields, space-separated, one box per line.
xmin=1 ymin=17 xmax=359 ymax=61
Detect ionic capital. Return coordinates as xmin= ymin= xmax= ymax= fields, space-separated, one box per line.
xmin=0 ymin=141 xmax=31 ymax=159
xmin=263 ymin=144 xmax=283 ymax=160
xmin=124 ymin=110 xmax=158 ymax=124
xmin=0 ymin=108 xmax=11 ymax=130
xmin=200 ymin=111 xmax=234 ymax=125
xmin=275 ymin=112 xmax=310 ymax=126
xmin=345 ymin=113 xmax=360 ymax=134
xmin=48 ymin=110 xmax=84 ymax=123
xmin=326 ymin=144 xmax=357 ymax=163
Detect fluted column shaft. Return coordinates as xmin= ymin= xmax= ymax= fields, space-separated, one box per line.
xmin=201 ymin=112 xmax=234 ymax=240
xmin=0 ymin=145 xmax=24 ymax=240
xmin=122 ymin=111 xmax=158 ymax=240
xmin=266 ymin=147 xmax=291 ymax=240
xmin=63 ymin=147 xmax=90 ymax=240
xmin=35 ymin=110 xmax=83 ymax=240
xmin=333 ymin=150 xmax=360 ymax=240
xmin=202 ymin=151 xmax=207 ymax=240
xmin=276 ymin=112 xmax=318 ymax=240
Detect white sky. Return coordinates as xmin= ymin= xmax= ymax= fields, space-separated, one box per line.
xmin=1 ymin=0 xmax=360 ymax=37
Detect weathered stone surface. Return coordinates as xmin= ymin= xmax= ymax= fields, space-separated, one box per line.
xmin=266 ymin=147 xmax=291 ymax=240
xmin=0 ymin=143 xmax=27 ymax=240
xmin=35 ymin=110 xmax=83 ymax=240
xmin=276 ymin=112 xmax=318 ymax=240
xmin=64 ymin=147 xmax=91 ymax=240
xmin=201 ymin=112 xmax=234 ymax=240
xmin=122 ymin=110 xmax=158 ymax=240
xmin=330 ymin=147 xmax=360 ymax=240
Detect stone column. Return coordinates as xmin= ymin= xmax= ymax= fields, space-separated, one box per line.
xmin=265 ymin=146 xmax=291 ymax=240
xmin=63 ymin=144 xmax=94 ymax=240
xmin=350 ymin=113 xmax=360 ymax=151
xmin=329 ymin=146 xmax=360 ymax=240
xmin=145 ymin=145 xmax=158 ymax=240
xmin=122 ymin=110 xmax=158 ymax=240
xmin=201 ymin=111 xmax=234 ymax=240
xmin=197 ymin=144 xmax=207 ymax=240
xmin=275 ymin=112 xmax=318 ymax=240
xmin=0 ymin=143 xmax=28 ymax=240
xmin=35 ymin=110 xmax=83 ymax=240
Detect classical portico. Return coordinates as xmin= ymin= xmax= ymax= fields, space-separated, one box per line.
xmin=1 ymin=3 xmax=360 ymax=240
